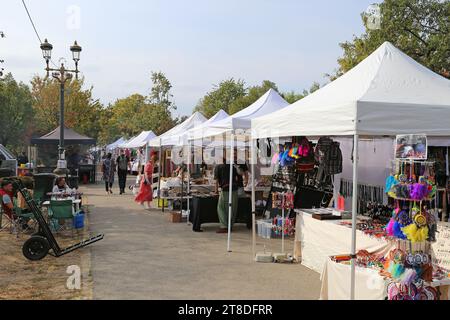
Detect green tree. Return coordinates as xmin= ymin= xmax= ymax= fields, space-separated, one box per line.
xmin=30 ymin=76 xmax=103 ymax=139
xmin=228 ymin=80 xmax=279 ymax=114
xmin=194 ymin=78 xmax=246 ymax=117
xmin=149 ymin=71 xmax=177 ymax=111
xmin=335 ymin=0 xmax=450 ymax=79
xmin=282 ymin=91 xmax=306 ymax=104
xmin=100 ymin=71 xmax=177 ymax=143
xmin=0 ymin=73 xmax=33 ymax=149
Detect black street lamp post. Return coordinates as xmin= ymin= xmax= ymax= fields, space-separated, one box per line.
xmin=40 ymin=39 xmax=82 ymax=175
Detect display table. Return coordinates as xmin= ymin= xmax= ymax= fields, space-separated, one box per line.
xmin=321 ymin=257 xmax=450 ymax=300
xmin=320 ymin=258 xmax=388 ymax=300
xmin=295 ymin=210 xmax=390 ymax=273
xmin=189 ymin=195 xmax=252 ymax=232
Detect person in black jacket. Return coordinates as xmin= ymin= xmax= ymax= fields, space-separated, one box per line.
xmin=116 ymin=150 xmax=130 ymax=195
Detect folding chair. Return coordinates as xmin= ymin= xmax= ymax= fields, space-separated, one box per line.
xmin=48 ymin=200 xmax=75 ymax=235
xmin=0 ymin=205 xmax=17 ymax=234
xmin=13 ymin=204 xmax=38 ymax=235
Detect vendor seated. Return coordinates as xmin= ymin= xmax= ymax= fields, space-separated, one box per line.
xmin=52 ymin=177 xmax=72 ymax=193
xmin=0 ymin=180 xmax=30 ymax=229
xmin=0 ymin=180 xmax=15 ymax=219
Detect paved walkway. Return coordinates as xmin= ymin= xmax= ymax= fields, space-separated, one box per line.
xmin=84 ymin=181 xmax=321 ymax=300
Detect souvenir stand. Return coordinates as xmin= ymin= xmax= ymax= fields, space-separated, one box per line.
xmin=186 ymin=110 xmax=256 ymax=231
xmin=187 ymin=89 xmax=289 ymax=252
xmin=251 ymin=42 xmax=450 ymax=299
xmin=321 ymin=157 xmax=450 ymax=300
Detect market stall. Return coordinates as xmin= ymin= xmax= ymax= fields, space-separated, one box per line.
xmin=251 ymin=41 xmax=450 ymax=299
xmin=30 ymin=126 xmax=96 ymax=185
xmin=106 ymin=137 xmax=127 ymax=153
xmin=187 ymin=89 xmax=290 ymax=252
xmin=149 ymin=112 xmax=207 ymax=216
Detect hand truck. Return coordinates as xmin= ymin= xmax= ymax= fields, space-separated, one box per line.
xmin=12 ymin=179 xmax=104 ymax=261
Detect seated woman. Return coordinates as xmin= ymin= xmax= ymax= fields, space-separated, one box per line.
xmin=52 ymin=177 xmax=72 ymax=193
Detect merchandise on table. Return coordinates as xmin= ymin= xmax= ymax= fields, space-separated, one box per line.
xmin=386 ymin=160 xmax=437 ymax=201
xmin=256 ymin=217 xmax=295 ymax=239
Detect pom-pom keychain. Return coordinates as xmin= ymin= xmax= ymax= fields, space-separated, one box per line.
xmin=410 ymin=183 xmax=429 ymax=200
xmin=402 ymin=224 xmax=429 ymax=243
xmin=271 ymin=153 xmax=279 ymax=165
xmin=393 ymin=221 xmax=407 ymax=239
xmin=399 ymin=268 xmax=417 ymax=285
xmin=386 ymin=218 xmax=395 ymax=236
xmin=388 ymin=261 xmax=405 ymax=279
xmin=385 ymin=175 xmax=398 ymax=194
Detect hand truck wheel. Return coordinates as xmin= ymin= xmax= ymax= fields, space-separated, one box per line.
xmin=22 ymin=236 xmax=50 ymax=261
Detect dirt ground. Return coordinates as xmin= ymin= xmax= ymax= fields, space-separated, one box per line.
xmin=0 ymin=219 xmax=93 ymax=300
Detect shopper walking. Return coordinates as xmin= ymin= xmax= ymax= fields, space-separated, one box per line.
xmin=102 ymin=153 xmax=116 ymax=195
xmin=135 ymin=151 xmax=157 ymax=210
xmin=116 ymin=150 xmax=129 ymax=195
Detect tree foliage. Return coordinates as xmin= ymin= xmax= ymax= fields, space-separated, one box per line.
xmin=194 ymin=78 xmax=246 ymax=117
xmin=30 ymin=76 xmax=103 ymax=140
xmin=335 ymin=0 xmax=450 ymax=79
xmin=98 ymin=71 xmax=177 ymax=144
xmin=228 ymin=80 xmax=279 ymax=114
xmin=0 ymin=73 xmax=33 ymax=149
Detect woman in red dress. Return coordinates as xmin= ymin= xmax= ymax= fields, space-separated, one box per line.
xmin=135 ymin=151 xmax=157 ymax=209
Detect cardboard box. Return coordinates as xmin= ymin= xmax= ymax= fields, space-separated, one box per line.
xmin=168 ymin=211 xmax=182 ymax=223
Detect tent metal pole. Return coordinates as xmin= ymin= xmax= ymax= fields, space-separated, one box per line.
xmin=251 ymin=138 xmax=256 ymax=260
xmin=227 ymin=132 xmax=234 ymax=252
xmin=145 ymin=143 xmax=148 ymax=164
xmin=350 ymin=134 xmax=359 ymax=300
xmin=157 ymin=138 xmax=162 ymax=208
xmin=187 ymin=141 xmax=191 ymax=225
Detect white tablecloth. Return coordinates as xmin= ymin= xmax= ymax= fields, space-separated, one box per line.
xmin=321 ymin=258 xmax=450 ymax=300
xmin=320 ymin=258 xmax=388 ymax=300
xmin=295 ymin=210 xmax=390 ymax=273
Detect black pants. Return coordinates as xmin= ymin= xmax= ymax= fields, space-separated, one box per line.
xmin=118 ymin=169 xmax=127 ymax=193
xmin=105 ymin=181 xmax=113 ymax=192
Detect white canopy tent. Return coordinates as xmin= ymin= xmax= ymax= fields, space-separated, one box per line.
xmin=120 ymin=131 xmax=156 ymax=149
xmin=252 ymin=42 xmax=450 ymax=138
xmin=106 ymin=137 xmax=126 ymax=151
xmin=148 ymin=112 xmax=207 ymax=147
xmin=251 ymin=42 xmax=450 ymax=299
xmin=187 ymin=89 xmax=289 ymax=253
xmin=186 ymin=109 xmax=230 ymax=142
xmin=197 ymin=89 xmax=290 ymax=139
xmin=148 ymin=112 xmax=207 ymax=218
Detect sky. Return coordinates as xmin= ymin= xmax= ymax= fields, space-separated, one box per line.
xmin=0 ymin=0 xmax=381 ymax=117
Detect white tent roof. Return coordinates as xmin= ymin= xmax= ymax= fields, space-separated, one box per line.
xmin=197 ymin=89 xmax=289 ymax=139
xmin=106 ymin=137 xmax=126 ymax=151
xmin=121 ymin=131 xmax=156 ymax=149
xmin=148 ymin=112 xmax=207 ymax=147
xmin=252 ymin=42 xmax=450 ymax=139
xmin=186 ymin=109 xmax=230 ymax=140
